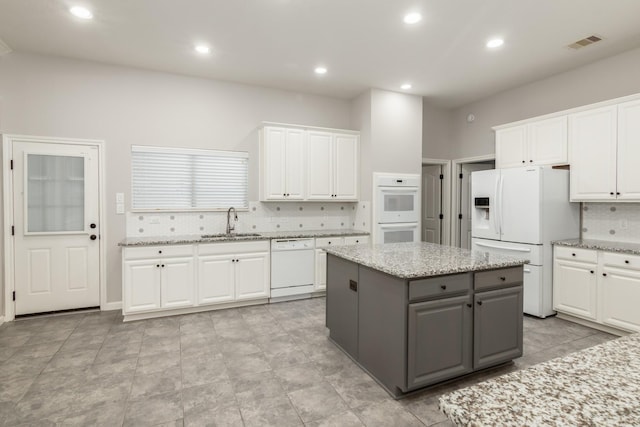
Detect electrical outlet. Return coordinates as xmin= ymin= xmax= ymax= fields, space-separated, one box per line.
xmin=116 ymin=203 xmax=124 ymax=214
xmin=115 ymin=192 xmax=125 ymax=203
xmin=149 ymin=217 xmax=161 ymax=224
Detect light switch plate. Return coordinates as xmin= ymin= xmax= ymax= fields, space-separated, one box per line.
xmin=116 ymin=203 xmax=125 ymax=214
xmin=116 ymin=193 xmax=125 ymax=203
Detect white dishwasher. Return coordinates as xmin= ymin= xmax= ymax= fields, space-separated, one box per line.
xmin=270 ymin=238 xmax=315 ymax=301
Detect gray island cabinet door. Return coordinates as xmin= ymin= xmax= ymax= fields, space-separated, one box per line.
xmin=326 ymin=254 xmax=359 ymax=358
xmin=473 ymin=286 xmax=523 ymax=370
xmin=407 ymin=294 xmax=473 ymax=389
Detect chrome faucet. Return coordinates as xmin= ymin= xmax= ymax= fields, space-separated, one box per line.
xmin=226 ymin=207 xmax=238 ymax=235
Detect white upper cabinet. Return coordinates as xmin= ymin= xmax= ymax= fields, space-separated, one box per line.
xmin=617 ymin=99 xmax=640 ymax=200
xmin=260 ymin=126 xmax=306 ymax=201
xmin=496 ymin=116 xmax=567 ymax=168
xmin=569 ymin=106 xmax=618 ymax=201
xmin=261 ymin=124 xmax=359 ymax=202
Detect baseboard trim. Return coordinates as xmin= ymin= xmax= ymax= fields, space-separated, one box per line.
xmin=101 ymin=301 xmax=123 ymax=311
xmin=0 ymin=315 xmax=4 ymax=326
xmin=556 ymin=312 xmax=629 ymax=337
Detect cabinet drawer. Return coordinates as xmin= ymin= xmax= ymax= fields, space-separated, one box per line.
xmin=344 ymin=235 xmax=369 ymax=245
xmin=124 ymin=244 xmax=194 ymax=260
xmin=409 ymin=273 xmax=472 ymax=302
xmin=554 ymin=246 xmax=597 ymax=263
xmin=474 ymin=266 xmax=523 ymax=291
xmin=601 ymin=252 xmax=640 ymax=271
xmin=316 ymin=237 xmax=345 ymax=248
xmin=198 ymin=240 xmax=269 ymax=256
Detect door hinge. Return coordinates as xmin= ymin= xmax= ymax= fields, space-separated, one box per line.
xmin=458 ymin=214 xmax=463 ymax=220
xmin=12 ymin=291 xmax=15 ymax=301
xmin=439 ymin=174 xmax=444 ymax=180
xmin=439 ymin=213 xmax=444 ymax=220
xmin=10 ymin=160 xmax=14 ymax=170
xmin=11 ymin=225 xmax=15 ymax=236
xmin=459 ymin=173 xmax=463 ymax=179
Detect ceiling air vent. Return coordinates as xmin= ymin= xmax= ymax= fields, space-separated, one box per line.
xmin=568 ymin=35 xmax=603 ymax=50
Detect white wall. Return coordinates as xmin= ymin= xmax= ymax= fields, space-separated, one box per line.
xmin=446 ymin=46 xmax=640 ymax=159
xmin=422 ymin=100 xmax=453 ymax=160
xmin=0 ymin=52 xmax=353 ymax=309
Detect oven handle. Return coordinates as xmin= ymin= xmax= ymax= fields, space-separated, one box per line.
xmin=379 ymin=222 xmax=419 ymax=229
xmin=378 ymin=186 xmax=419 ymax=193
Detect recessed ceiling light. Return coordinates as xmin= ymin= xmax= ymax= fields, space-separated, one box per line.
xmin=403 ymin=13 xmax=422 ymax=24
xmin=195 ymin=45 xmax=210 ymax=54
xmin=401 ymin=84 xmax=412 ymax=90
xmin=314 ymin=67 xmax=327 ymax=75
xmin=486 ymin=38 xmax=504 ymax=49
xmin=70 ymin=6 xmax=93 ymax=19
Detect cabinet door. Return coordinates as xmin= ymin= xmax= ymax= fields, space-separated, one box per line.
xmin=552 ymin=258 xmax=597 ymax=320
xmin=262 ymin=127 xmax=287 ymax=200
xmin=197 ymin=254 xmax=235 ymax=305
xmin=160 ymin=257 xmax=195 ymax=309
xmin=600 ymin=267 xmax=640 ymax=333
xmin=123 ymin=259 xmax=161 ymax=313
xmin=407 ymin=295 xmax=473 ymax=389
xmin=306 ymin=131 xmax=333 ymax=200
xmin=235 ymin=252 xmax=270 ymax=300
xmin=569 ymin=106 xmax=617 ymax=201
xmin=326 ymin=255 xmax=359 ymax=357
xmin=314 ymin=248 xmax=327 ymax=291
xmin=495 ymin=126 xmax=527 ymax=168
xmin=528 ymin=116 xmax=567 ymax=166
xmin=473 ymin=286 xmax=523 ymax=370
xmin=284 ymin=129 xmax=306 ymax=200
xmin=617 ymin=99 xmax=640 ymax=200
xmin=333 ymin=134 xmax=359 ymax=200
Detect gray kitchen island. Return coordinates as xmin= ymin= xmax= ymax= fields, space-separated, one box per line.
xmin=324 ymin=241 xmax=527 ymax=398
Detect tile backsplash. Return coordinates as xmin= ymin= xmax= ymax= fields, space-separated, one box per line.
xmin=582 ymin=203 xmax=640 ymax=243
xmin=126 ymin=201 xmax=371 ymax=237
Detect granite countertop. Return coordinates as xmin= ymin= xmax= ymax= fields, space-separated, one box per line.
xmin=553 ymin=238 xmax=640 ymax=255
xmin=324 ymin=242 xmax=527 ymax=279
xmin=439 ymin=333 xmax=640 ymax=426
xmin=119 ymin=229 xmax=369 ymax=247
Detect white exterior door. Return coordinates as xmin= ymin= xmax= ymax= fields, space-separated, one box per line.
xmin=197 ymin=255 xmax=235 ymax=305
xmin=528 ymin=116 xmax=567 ymax=166
xmin=422 ymin=165 xmax=442 ymax=244
xmin=333 ymin=134 xmax=358 ymax=200
xmin=235 ymin=252 xmax=269 ymax=300
xmin=617 ymin=99 xmax=640 ymax=201
xmin=495 ymin=126 xmax=527 ymax=168
xmin=12 ymin=140 xmax=101 ymax=315
xmin=569 ymin=106 xmax=618 ymax=201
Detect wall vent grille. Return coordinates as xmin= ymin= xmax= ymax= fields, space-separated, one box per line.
xmin=568 ymin=35 xmax=603 ymax=50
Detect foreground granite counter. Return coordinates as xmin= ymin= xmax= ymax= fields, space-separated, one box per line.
xmin=119 ymin=229 xmax=369 ymax=247
xmin=325 ymin=242 xmax=527 ymax=398
xmin=324 ymin=241 xmax=527 ymax=279
xmin=553 ymin=238 xmax=640 ymax=255
xmin=439 ymin=333 xmax=640 ymax=426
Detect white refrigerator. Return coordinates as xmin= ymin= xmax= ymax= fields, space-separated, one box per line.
xmin=471 ymin=166 xmax=580 ymax=318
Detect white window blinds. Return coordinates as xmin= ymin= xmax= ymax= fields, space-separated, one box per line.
xmin=132 ymin=145 xmax=248 ymax=210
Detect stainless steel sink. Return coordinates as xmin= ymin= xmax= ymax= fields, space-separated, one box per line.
xmin=201 ymin=233 xmax=262 ymax=239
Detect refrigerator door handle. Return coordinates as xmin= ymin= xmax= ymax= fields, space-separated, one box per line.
xmin=474 ymin=241 xmax=532 ymax=252
xmin=498 ymin=175 xmax=505 ymax=235
xmin=493 ymin=176 xmax=500 ymax=234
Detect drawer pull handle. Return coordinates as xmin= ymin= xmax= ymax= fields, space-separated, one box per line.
xmin=477 ymin=301 xmax=483 ymax=306
xmin=500 ymin=276 xmax=506 ymax=281
xmin=441 ymin=285 xmax=447 ymax=290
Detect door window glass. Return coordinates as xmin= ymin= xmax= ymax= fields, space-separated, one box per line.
xmin=27 ymin=154 xmax=85 ymax=232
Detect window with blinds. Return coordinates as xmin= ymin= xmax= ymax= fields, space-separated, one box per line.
xmin=131 ymin=145 xmax=249 ymax=210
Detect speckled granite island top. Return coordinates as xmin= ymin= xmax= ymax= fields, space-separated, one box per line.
xmin=439 ymin=333 xmax=640 ymax=426
xmin=554 ymin=238 xmax=640 ymax=255
xmin=324 ymin=242 xmax=527 ymax=279
xmin=119 ymin=229 xmax=369 ymax=247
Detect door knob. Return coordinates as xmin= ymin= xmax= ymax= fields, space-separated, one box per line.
xmin=90 ymin=235 xmax=97 ymax=240
xmin=90 ymin=223 xmax=97 ymax=229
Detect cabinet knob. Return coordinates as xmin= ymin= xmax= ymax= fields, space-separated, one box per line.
xmin=158 ymin=250 xmax=162 ymax=254
xmin=617 ymin=192 xmax=621 ymax=196
xmin=441 ymin=285 xmax=447 ymax=290
xmin=466 ymin=303 xmax=472 ymax=308
xmin=572 ymin=253 xmax=576 ymax=257
xmin=610 ymin=192 xmax=615 ymax=196
xmin=500 ymin=276 xmax=506 ymax=281
xmin=602 ymin=273 xmax=607 ymax=277
xmin=156 ymin=264 xmax=160 ymax=267
xmin=477 ymin=301 xmax=483 ymax=306
xmin=590 ymin=270 xmax=594 ymax=274
xmin=355 ymin=240 xmax=359 ymax=243
xmin=625 ymin=260 xmax=630 ymax=264
xmin=161 ymin=264 xmax=165 ymax=267
xmin=529 ymin=160 xmax=533 ymax=163
xmin=521 ymin=160 xmax=525 ymax=164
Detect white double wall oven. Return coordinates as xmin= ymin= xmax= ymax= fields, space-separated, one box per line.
xmin=374 ymin=173 xmax=421 ymax=244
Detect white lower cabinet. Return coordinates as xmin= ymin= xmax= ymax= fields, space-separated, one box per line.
xmin=123 ymin=241 xmax=269 ymax=318
xmin=553 ymin=246 xmax=640 ymax=333
xmin=314 ymin=235 xmax=369 ymax=291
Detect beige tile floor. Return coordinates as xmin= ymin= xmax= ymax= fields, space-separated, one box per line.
xmin=0 ymin=297 xmax=615 ymax=426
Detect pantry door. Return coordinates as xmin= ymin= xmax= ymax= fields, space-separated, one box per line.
xmin=12 ymin=139 xmax=101 ymax=315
